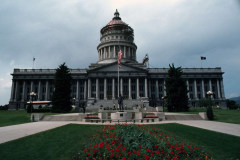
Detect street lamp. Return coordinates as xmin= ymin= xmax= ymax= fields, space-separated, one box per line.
xmin=30 ymin=92 xmax=36 ymax=113
xmin=72 ymin=97 xmax=76 ymax=108
xmin=207 ymin=91 xmax=213 ymax=99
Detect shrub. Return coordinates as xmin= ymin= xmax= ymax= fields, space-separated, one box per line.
xmin=26 ymin=104 xmax=34 ymax=113
xmin=207 ymin=106 xmax=214 ymax=120
xmin=0 ymin=104 xmax=8 ymax=110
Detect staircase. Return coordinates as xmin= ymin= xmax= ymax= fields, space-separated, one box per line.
xmin=41 ymin=113 xmax=81 ymax=121
xmin=165 ymin=114 xmax=203 ymax=120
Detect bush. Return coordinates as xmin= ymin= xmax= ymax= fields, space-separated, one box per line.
xmin=26 ymin=104 xmax=34 ymax=113
xmin=207 ymin=106 xmax=214 ymax=120
xmin=227 ymin=99 xmax=238 ymax=110
xmin=0 ymin=104 xmax=8 ymax=110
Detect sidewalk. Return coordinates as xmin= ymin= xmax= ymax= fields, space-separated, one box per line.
xmin=0 ymin=120 xmax=240 ymax=144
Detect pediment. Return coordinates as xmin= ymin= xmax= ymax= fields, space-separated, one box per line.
xmin=89 ymin=62 xmax=147 ymax=73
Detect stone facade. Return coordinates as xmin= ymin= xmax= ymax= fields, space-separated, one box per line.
xmin=9 ymin=10 xmax=226 ymax=109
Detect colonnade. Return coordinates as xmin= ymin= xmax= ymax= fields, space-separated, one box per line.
xmin=98 ymin=45 xmax=136 ymax=60
xmin=10 ymin=78 xmax=225 ymax=103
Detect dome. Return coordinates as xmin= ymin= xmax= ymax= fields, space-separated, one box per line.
xmin=106 ymin=9 xmax=128 ymax=26
xmin=107 ymin=19 xmax=127 ymax=26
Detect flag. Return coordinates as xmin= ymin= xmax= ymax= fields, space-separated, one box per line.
xmin=201 ymin=56 xmax=206 ymax=60
xmin=118 ymin=49 xmax=122 ymax=68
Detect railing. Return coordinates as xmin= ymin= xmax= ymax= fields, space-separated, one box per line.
xmin=13 ymin=68 xmax=87 ymax=74
xmin=149 ymin=67 xmax=222 ymax=73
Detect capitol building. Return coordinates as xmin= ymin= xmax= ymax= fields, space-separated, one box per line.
xmin=9 ymin=10 xmax=226 ymax=110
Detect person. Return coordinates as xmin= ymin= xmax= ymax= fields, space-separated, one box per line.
xmin=118 ymin=94 xmax=124 ymax=111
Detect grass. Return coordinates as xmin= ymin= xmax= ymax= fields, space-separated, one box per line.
xmin=0 ymin=110 xmax=75 ymax=127
xmin=167 ymin=108 xmax=240 ymax=124
xmin=0 ymin=124 xmax=102 ymax=160
xmin=0 ymin=123 xmax=239 ymax=159
xmin=0 ymin=110 xmax=31 ymax=127
xmin=151 ymin=123 xmax=240 ymax=160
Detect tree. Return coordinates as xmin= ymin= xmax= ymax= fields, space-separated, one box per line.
xmin=197 ymin=98 xmax=214 ymax=108
xmin=165 ymin=64 xmax=189 ymax=112
xmin=52 ymin=63 xmax=72 ymax=113
xmin=226 ymin=99 xmax=238 ymax=110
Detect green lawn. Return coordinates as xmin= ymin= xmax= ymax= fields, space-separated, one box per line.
xmin=0 ymin=124 xmax=239 ymax=160
xmin=0 ymin=110 xmax=71 ymax=127
xmin=169 ymin=108 xmax=240 ymax=124
xmin=150 ymin=123 xmax=240 ymax=160
xmin=0 ymin=124 xmax=102 ymax=160
xmin=0 ymin=110 xmax=31 ymax=127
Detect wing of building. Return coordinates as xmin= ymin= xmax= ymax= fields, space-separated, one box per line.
xmin=9 ymin=10 xmax=226 ymax=110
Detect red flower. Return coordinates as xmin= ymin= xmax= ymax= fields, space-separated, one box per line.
xmin=116 ymin=148 xmax=120 ymax=152
xmin=154 ymin=144 xmax=158 ymax=148
xmin=145 ymin=155 xmax=150 ymax=160
xmin=128 ymin=152 xmax=132 ymax=155
xmin=133 ymin=150 xmax=137 ymax=154
xmin=146 ymin=148 xmax=151 ymax=152
xmin=87 ymin=153 xmax=90 ymax=156
xmin=122 ymin=147 xmax=126 ymax=151
xmin=110 ymin=154 xmax=114 ymax=158
xmin=122 ymin=158 xmax=126 ymax=160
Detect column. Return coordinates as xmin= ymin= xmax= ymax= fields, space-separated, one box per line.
xmin=163 ymin=80 xmax=166 ymax=96
xmin=186 ymin=80 xmax=190 ymax=98
xmin=209 ymin=79 xmax=212 ymax=91
xmin=217 ymin=79 xmax=221 ymax=99
xmin=112 ymin=78 xmax=115 ymax=99
xmin=22 ymin=81 xmax=26 ymax=102
xmin=145 ymin=78 xmax=148 ymax=97
xmin=30 ymin=81 xmax=34 ymax=92
xmin=128 ymin=47 xmax=130 ymax=58
xmin=10 ymin=80 xmax=15 ymax=101
xmin=128 ymin=78 xmax=132 ymax=99
xmin=108 ymin=46 xmax=111 ymax=58
xmin=45 ymin=81 xmax=49 ymax=100
xmin=124 ymin=46 xmax=126 ymax=58
xmin=220 ymin=79 xmax=225 ymax=99
xmin=37 ymin=81 xmax=41 ymax=100
xmin=76 ymin=80 xmax=79 ymax=100
xmin=113 ymin=46 xmax=116 ymax=58
xmin=104 ymin=47 xmax=107 ymax=59
xmin=156 ymin=80 xmax=159 ymax=100
xmin=148 ymin=80 xmax=151 ymax=98
xmin=96 ymin=78 xmax=99 ymax=100
xmin=88 ymin=78 xmax=91 ymax=98
xmin=194 ymin=79 xmax=198 ymax=99
xmin=14 ymin=80 xmax=19 ymax=101
xmin=136 ymin=78 xmax=139 ymax=99
xmin=84 ymin=80 xmax=87 ymax=100
xmin=120 ymin=78 xmax=123 ymax=95
xmin=201 ymin=79 xmax=205 ymax=98
xmin=104 ymin=78 xmax=107 ymax=100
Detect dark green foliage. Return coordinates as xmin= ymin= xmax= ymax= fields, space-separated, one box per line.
xmin=227 ymin=99 xmax=239 ymax=110
xmin=165 ymin=64 xmax=189 ymax=112
xmin=207 ymin=106 xmax=214 ymax=120
xmin=0 ymin=104 xmax=8 ymax=110
xmin=198 ymin=98 xmax=215 ymax=108
xmin=52 ymin=63 xmax=72 ymax=113
xmin=26 ymin=104 xmax=33 ymax=113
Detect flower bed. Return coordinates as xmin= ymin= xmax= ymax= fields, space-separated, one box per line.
xmin=73 ymin=124 xmax=213 ymax=160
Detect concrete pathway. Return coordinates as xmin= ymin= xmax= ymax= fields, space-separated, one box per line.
xmin=0 ymin=122 xmax=70 ymax=144
xmin=0 ymin=120 xmax=240 ymax=144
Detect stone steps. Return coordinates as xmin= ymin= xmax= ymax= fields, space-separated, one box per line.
xmin=165 ymin=114 xmax=203 ymax=120
xmin=42 ymin=115 xmax=81 ymax=121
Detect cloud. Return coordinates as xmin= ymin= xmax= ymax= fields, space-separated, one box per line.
xmin=0 ymin=0 xmax=240 ymax=105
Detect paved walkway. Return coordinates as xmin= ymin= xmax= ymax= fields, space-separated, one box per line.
xmin=0 ymin=120 xmax=240 ymax=144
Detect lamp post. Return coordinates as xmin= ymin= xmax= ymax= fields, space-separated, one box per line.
xmin=72 ymin=97 xmax=76 ymax=108
xmin=207 ymin=91 xmax=213 ymax=99
xmin=30 ymin=92 xmax=36 ymax=113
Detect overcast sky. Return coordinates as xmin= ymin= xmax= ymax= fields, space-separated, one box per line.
xmin=0 ymin=0 xmax=240 ymax=105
